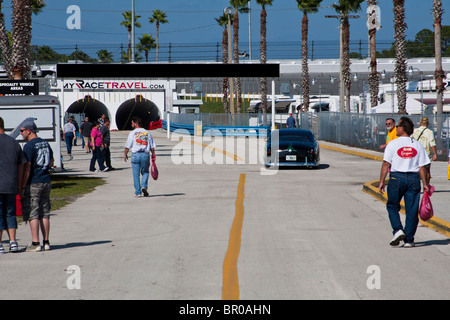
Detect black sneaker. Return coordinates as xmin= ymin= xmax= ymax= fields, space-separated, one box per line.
xmin=141 ymin=188 xmax=149 ymax=197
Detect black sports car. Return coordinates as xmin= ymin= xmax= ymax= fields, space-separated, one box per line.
xmin=265 ymin=129 xmax=320 ymax=168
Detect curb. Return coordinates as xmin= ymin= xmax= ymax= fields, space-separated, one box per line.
xmin=319 ymin=143 xmax=384 ymax=161
xmin=363 ymin=180 xmax=450 ymax=238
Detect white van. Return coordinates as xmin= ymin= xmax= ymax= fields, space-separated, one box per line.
xmin=0 ymin=95 xmax=62 ymax=170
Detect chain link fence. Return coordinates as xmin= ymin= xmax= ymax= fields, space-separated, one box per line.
xmin=168 ymin=112 xmax=450 ymax=160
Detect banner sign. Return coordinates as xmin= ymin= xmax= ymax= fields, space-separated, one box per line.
xmin=0 ymin=80 xmax=39 ymax=96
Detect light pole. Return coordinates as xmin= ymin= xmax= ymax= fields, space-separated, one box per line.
xmin=408 ymin=66 xmax=424 ymax=116
xmin=390 ymin=76 xmax=396 ymax=114
xmin=224 ymin=7 xmax=234 ymax=114
xmin=354 ymin=73 xmax=367 ymax=114
xmin=131 ymin=0 xmax=135 ymax=62
xmin=312 ymin=78 xmax=322 ymax=111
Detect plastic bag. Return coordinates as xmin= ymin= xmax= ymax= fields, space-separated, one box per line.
xmin=419 ymin=189 xmax=434 ymax=221
xmin=151 ymin=158 xmax=158 ymax=180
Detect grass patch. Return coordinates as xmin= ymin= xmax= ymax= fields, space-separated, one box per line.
xmin=50 ymin=175 xmax=106 ymax=211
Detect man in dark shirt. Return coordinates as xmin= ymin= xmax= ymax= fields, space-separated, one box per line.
xmin=80 ymin=116 xmax=93 ymax=153
xmin=286 ymin=113 xmax=296 ymax=128
xmin=100 ymin=117 xmax=114 ymax=170
xmin=20 ymin=119 xmax=54 ymax=252
xmin=0 ymin=117 xmax=26 ymax=253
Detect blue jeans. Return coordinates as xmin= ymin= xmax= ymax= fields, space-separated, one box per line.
xmin=387 ymin=172 xmax=421 ymax=243
xmin=131 ymin=152 xmax=150 ymax=195
xmin=65 ymin=133 xmax=74 ymax=154
xmin=90 ymin=147 xmax=106 ymax=171
xmin=0 ymin=194 xmax=18 ymax=230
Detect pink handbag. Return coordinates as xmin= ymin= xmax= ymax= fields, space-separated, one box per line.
xmin=151 ymin=158 xmax=158 ymax=180
xmin=419 ymin=185 xmax=434 ymax=221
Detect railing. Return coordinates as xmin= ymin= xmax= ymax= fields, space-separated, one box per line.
xmin=164 ymin=112 xmax=450 ymax=160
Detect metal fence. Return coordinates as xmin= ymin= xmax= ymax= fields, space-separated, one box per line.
xmin=168 ymin=112 xmax=450 ymax=160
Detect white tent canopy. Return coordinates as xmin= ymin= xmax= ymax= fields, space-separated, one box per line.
xmin=370 ymin=96 xmax=426 ymax=114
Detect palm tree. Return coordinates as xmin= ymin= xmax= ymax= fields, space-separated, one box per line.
xmin=120 ymin=11 xmax=141 ymax=61
xmin=216 ymin=14 xmax=229 ymax=113
xmin=97 ymin=49 xmax=114 ymax=63
xmin=433 ymin=0 xmax=445 ymax=153
xmin=297 ymin=0 xmax=322 ymax=112
xmin=333 ymin=0 xmax=364 ymax=112
xmin=0 ymin=0 xmax=45 ymax=79
xmin=433 ymin=0 xmax=445 ymax=115
xmin=393 ymin=0 xmax=407 ymax=114
xmin=256 ymin=0 xmax=273 ymax=120
xmin=230 ymin=0 xmax=248 ymax=113
xmin=137 ymin=34 xmax=156 ymax=62
xmin=149 ymin=9 xmax=168 ymax=62
xmin=367 ymin=0 xmax=380 ymax=109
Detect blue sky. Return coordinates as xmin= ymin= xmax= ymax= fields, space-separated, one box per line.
xmin=2 ymin=0 xmax=448 ymax=60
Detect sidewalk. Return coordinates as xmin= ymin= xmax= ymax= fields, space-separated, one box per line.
xmin=320 ymin=140 xmax=450 ymax=238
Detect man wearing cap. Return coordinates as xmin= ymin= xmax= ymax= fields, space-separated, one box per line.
xmin=286 ymin=113 xmax=296 ymax=129
xmin=20 ymin=119 xmax=54 ymax=252
xmin=412 ymin=117 xmax=437 ymax=186
xmin=0 ymin=117 xmax=26 ymax=253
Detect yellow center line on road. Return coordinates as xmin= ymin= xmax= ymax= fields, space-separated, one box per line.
xmin=222 ymin=173 xmax=246 ymax=300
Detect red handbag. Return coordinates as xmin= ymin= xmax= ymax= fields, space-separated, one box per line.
xmin=151 ymin=158 xmax=158 ymax=180
xmin=419 ymin=186 xmax=434 ymax=221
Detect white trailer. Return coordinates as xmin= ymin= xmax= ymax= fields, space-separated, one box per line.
xmin=0 ymin=95 xmax=62 ymax=170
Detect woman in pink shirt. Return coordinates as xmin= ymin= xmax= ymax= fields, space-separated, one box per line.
xmin=89 ymin=120 xmax=108 ymax=172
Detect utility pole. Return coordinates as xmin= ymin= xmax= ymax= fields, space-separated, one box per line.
xmin=131 ymin=0 xmax=135 ymax=62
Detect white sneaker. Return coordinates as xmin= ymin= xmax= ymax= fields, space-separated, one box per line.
xmin=403 ymin=242 xmax=415 ymax=248
xmin=390 ymin=230 xmax=406 ymax=246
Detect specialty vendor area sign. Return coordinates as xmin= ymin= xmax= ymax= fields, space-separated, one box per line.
xmin=0 ymin=80 xmax=39 ymax=96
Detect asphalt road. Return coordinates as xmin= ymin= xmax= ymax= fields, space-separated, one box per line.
xmin=1 ymin=129 xmax=449 ymax=300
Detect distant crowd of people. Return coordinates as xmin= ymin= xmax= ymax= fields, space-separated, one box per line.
xmin=1 ymin=114 xmax=156 ymax=253
xmin=63 ymin=113 xmax=114 ymax=172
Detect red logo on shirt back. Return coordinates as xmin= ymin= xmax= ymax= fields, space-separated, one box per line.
xmin=397 ymin=147 xmax=417 ymax=159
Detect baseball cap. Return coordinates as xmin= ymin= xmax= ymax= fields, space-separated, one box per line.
xmin=20 ymin=119 xmax=38 ymax=133
xmin=420 ymin=117 xmax=429 ymax=124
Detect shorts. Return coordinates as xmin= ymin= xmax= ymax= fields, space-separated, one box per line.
xmin=0 ymin=194 xmax=18 ymax=230
xmin=21 ymin=183 xmax=51 ymax=222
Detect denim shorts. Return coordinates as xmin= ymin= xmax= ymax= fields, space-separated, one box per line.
xmin=21 ymin=183 xmax=52 ymax=221
xmin=0 ymin=194 xmax=18 ymax=230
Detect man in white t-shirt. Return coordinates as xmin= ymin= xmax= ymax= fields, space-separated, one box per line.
xmin=378 ymin=117 xmax=430 ymax=248
xmin=124 ymin=116 xmax=156 ymax=197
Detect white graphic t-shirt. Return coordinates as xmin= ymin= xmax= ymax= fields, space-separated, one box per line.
xmin=383 ymin=136 xmax=430 ymax=172
xmin=125 ymin=128 xmax=156 ymax=153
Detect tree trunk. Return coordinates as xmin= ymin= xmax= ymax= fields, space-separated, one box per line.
xmin=368 ymin=28 xmax=379 ymax=109
xmin=260 ymin=6 xmax=267 ymax=119
xmin=12 ymin=0 xmax=32 ymax=80
xmin=0 ymin=0 xmax=13 ymax=79
xmin=156 ymin=23 xmax=160 ymax=62
xmin=433 ymin=0 xmax=445 ymax=157
xmin=222 ymin=28 xmax=229 ymax=113
xmin=342 ymin=17 xmax=351 ymax=112
xmin=233 ymin=10 xmax=242 ymax=113
xmin=301 ymin=13 xmax=310 ymax=112
xmin=393 ymin=0 xmax=407 ymax=114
